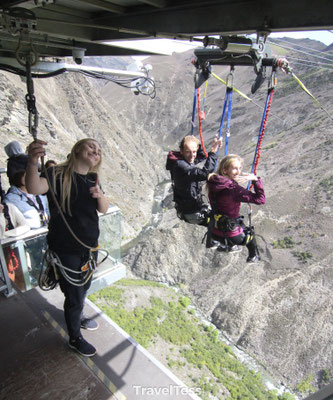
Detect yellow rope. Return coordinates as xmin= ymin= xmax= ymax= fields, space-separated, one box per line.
xmin=211 ymin=71 xmax=285 ymax=123
xmin=212 ymin=72 xmax=251 ymax=101
xmin=291 ymin=72 xmax=333 ymax=121
xmin=203 ymin=79 xmax=209 ymax=100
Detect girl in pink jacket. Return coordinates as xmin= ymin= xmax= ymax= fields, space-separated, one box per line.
xmin=207 ymin=154 xmax=266 ymax=263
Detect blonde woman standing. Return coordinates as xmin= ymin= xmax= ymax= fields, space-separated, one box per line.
xmin=26 ymin=138 xmax=108 ymax=357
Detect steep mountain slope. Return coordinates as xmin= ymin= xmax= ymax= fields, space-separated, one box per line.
xmin=103 ymin=42 xmax=333 ymax=391
xmin=0 ymin=67 xmax=164 ymax=238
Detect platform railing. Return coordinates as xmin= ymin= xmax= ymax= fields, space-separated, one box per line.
xmin=0 ymin=205 xmax=124 ymax=296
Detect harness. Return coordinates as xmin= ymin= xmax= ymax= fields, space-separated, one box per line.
xmin=2 ymin=205 xmax=20 ymax=274
xmin=204 ymin=192 xmax=254 ymax=249
xmin=23 ymin=193 xmax=48 ymax=227
xmin=170 ymin=172 xmax=206 ymax=222
xmin=3 ymin=203 xmax=14 ymax=231
xmin=38 ymin=248 xmax=105 ymax=291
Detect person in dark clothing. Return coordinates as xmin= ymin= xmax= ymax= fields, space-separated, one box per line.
xmin=26 ymin=138 xmax=109 ymax=357
xmin=166 ymin=135 xmax=222 ymax=226
xmin=0 ymin=174 xmax=5 ymax=203
xmin=4 ymin=141 xmax=29 ymax=186
xmin=207 ymin=154 xmax=266 ymax=262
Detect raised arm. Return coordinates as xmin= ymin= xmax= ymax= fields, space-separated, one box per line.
xmin=234 ymin=176 xmax=266 ymax=205
xmin=89 ymin=179 xmax=109 ymax=214
xmin=26 ymin=140 xmax=49 ymax=195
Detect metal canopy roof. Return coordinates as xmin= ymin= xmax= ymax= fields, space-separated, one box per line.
xmin=0 ymin=0 xmax=332 ymax=61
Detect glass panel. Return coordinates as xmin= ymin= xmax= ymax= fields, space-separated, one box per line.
xmin=1 ymin=233 xmax=47 ymax=292
xmin=0 ymin=206 xmax=122 ymax=292
xmin=98 ymin=206 xmax=122 ymax=266
xmin=24 ymin=234 xmax=48 ymax=287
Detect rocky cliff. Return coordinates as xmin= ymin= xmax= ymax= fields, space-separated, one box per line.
xmin=109 ymin=40 xmax=333 ymax=391
xmin=1 ymin=38 xmax=333 ymax=394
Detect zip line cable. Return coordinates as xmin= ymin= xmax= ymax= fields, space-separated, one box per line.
xmin=285 ymin=56 xmax=333 ymax=70
xmin=270 ymin=38 xmax=333 ymax=60
xmin=267 ymin=40 xmax=333 ymax=65
xmin=288 ymin=60 xmax=333 ymax=71
xmin=213 ymin=59 xmax=332 ymax=122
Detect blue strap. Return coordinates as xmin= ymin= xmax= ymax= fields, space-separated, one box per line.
xmin=190 ymin=88 xmax=197 ymax=135
xmin=224 ymin=89 xmax=233 ymax=156
xmin=214 ymin=87 xmax=233 ymax=170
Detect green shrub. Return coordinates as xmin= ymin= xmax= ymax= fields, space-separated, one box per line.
xmin=292 ymin=251 xmax=313 ymax=263
xmin=278 ymin=392 xmax=297 ymax=400
xmin=179 ymin=296 xmax=191 ymax=308
xmin=272 ymin=236 xmax=295 ymax=249
xmin=90 ymin=279 xmax=297 ymax=400
xmin=321 ymin=368 xmax=331 ymax=384
xmin=296 ymin=374 xmax=316 ymax=394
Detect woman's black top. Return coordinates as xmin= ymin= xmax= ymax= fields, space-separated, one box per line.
xmin=43 ymin=168 xmax=99 ymax=254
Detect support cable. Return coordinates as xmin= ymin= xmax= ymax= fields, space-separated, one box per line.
xmin=214 ymin=67 xmax=234 ymax=170
xmin=268 ymin=40 xmax=333 ymax=64
xmin=197 ymin=88 xmax=208 ymax=158
xmin=25 ymin=58 xmax=39 ymax=140
xmin=190 ymin=87 xmax=197 ymax=134
xmin=245 ymin=69 xmax=276 ymax=261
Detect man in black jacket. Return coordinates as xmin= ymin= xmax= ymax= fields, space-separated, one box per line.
xmin=166 ymin=135 xmax=222 ymax=226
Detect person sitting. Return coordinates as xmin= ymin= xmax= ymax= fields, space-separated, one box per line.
xmin=4 ymin=141 xmax=29 ymax=186
xmin=207 ymin=154 xmax=266 ymax=262
xmin=0 ymin=202 xmax=30 ymax=239
xmin=0 ymin=202 xmax=31 ymax=289
xmin=4 ymin=169 xmax=49 ymax=229
xmin=166 ymin=135 xmax=222 ymax=226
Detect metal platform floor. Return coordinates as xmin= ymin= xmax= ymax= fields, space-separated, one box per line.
xmin=0 ymin=285 xmax=200 ymax=400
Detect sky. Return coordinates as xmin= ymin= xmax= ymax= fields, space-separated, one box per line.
xmin=109 ymin=30 xmax=333 ymax=57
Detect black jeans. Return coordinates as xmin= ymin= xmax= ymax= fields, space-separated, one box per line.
xmin=180 ymin=204 xmax=210 ymax=227
xmin=213 ymin=232 xmax=257 ymax=258
xmin=56 ymin=251 xmax=95 ymax=340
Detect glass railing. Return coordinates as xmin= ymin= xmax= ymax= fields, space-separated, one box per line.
xmin=0 ymin=205 xmax=122 ymax=293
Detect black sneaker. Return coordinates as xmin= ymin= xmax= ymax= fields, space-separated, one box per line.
xmin=246 ymin=255 xmax=259 ymax=263
xmin=207 ymin=240 xmax=220 ymax=249
xmin=80 ymin=318 xmax=99 ymax=331
xmin=68 ymin=336 xmax=96 ymax=357
xmin=216 ymin=244 xmax=228 ymax=252
xmin=228 ymin=245 xmax=242 ymax=253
